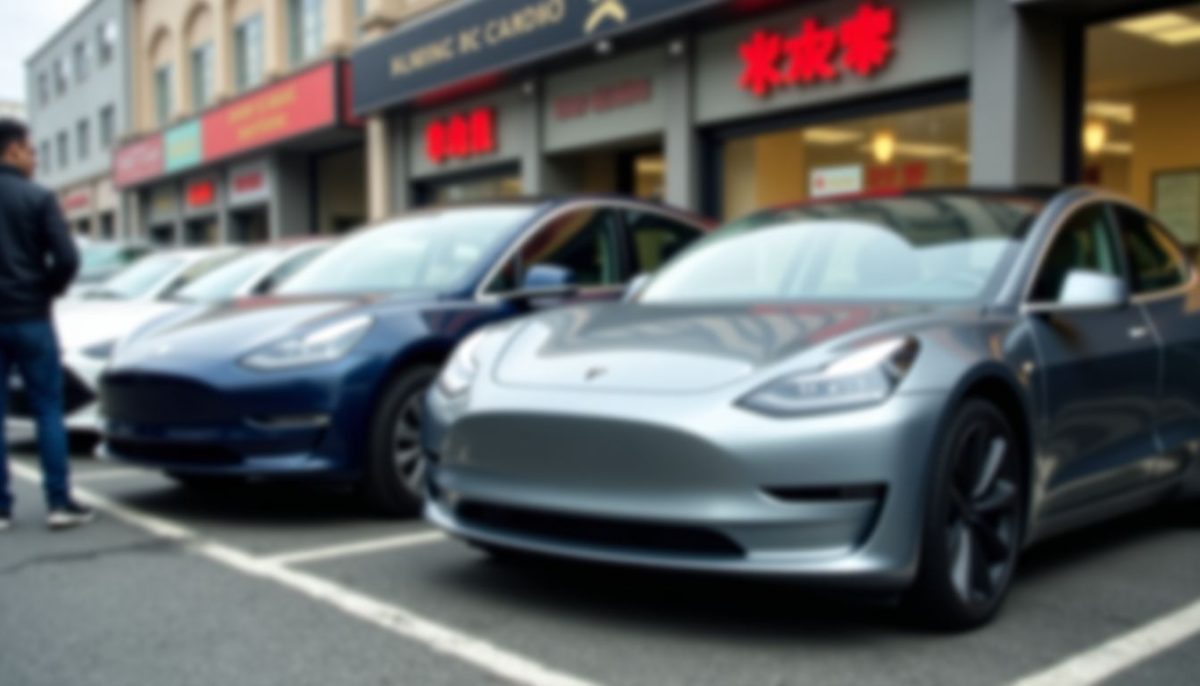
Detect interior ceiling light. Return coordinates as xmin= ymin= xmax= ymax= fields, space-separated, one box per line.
xmin=862 ymin=139 xmax=959 ymax=160
xmin=1084 ymin=120 xmax=1108 ymax=155
xmin=1102 ymin=141 xmax=1134 ymax=156
xmin=1086 ymin=101 xmax=1135 ymax=124
xmin=803 ymin=128 xmax=865 ymax=145
xmin=1114 ymin=11 xmax=1200 ymax=45
xmin=872 ymin=131 xmax=896 ymax=164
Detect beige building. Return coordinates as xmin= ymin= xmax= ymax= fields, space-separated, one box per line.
xmin=114 ymin=0 xmax=451 ymax=245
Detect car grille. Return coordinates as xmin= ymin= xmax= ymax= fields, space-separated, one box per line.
xmin=101 ymin=372 xmax=228 ymax=425
xmin=455 ymin=501 xmax=745 ymax=558
xmin=106 ymin=438 xmax=242 ymax=465
xmin=7 ymin=369 xmax=95 ymax=418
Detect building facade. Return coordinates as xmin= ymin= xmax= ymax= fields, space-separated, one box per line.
xmin=0 ymin=100 xmax=25 ymax=120
xmin=25 ymin=0 xmax=132 ymax=239
xmin=348 ymin=0 xmax=1200 ymax=250
xmin=110 ymin=0 xmax=439 ymax=246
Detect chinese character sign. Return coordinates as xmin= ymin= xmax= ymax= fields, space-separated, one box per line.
xmin=739 ymin=2 xmax=896 ymax=98
xmin=426 ymin=107 xmax=498 ymax=164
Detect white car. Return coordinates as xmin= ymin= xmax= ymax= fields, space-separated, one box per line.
xmin=6 ymin=242 xmax=328 ymax=438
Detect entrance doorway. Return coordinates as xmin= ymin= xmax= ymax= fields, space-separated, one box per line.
xmin=184 ymin=217 xmax=218 ymax=246
xmin=231 ymin=207 xmax=269 ymax=244
xmin=548 ymin=145 xmax=664 ymax=200
xmin=148 ymin=224 xmax=175 ymax=247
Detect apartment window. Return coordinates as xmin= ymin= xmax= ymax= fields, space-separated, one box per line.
xmin=56 ymin=130 xmax=68 ymax=169
xmin=154 ymin=65 xmax=172 ymax=126
xmin=98 ymin=19 xmax=118 ymax=65
xmin=37 ymin=73 xmax=50 ymax=105
xmin=235 ymin=14 xmax=264 ymax=92
xmin=77 ymin=119 xmax=90 ymax=161
xmin=54 ymin=58 xmax=69 ymax=95
xmin=288 ymin=0 xmax=323 ymax=66
xmin=99 ymin=105 xmax=115 ymax=148
xmin=191 ymin=42 xmax=214 ymax=110
xmin=39 ymin=141 xmax=51 ymax=173
xmin=74 ymin=41 xmax=89 ymax=82
xmin=355 ymin=0 xmax=367 ymax=37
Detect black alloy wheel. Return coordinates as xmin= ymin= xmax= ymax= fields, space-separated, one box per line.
xmin=363 ymin=366 xmax=438 ymax=517
xmin=907 ymin=398 xmax=1025 ymax=630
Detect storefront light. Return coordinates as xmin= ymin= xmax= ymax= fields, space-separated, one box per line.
xmin=872 ymin=130 xmax=896 ymax=164
xmin=1083 ymin=121 xmax=1108 ymax=156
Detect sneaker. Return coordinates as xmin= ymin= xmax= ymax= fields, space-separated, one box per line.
xmin=47 ymin=503 xmax=95 ymax=530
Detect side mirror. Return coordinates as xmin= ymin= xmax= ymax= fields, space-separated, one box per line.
xmin=624 ymin=273 xmax=652 ymax=302
xmin=506 ymin=263 xmax=578 ymax=306
xmin=1026 ymin=269 xmax=1129 ymax=314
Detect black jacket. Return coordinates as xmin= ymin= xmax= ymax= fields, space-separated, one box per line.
xmin=0 ymin=164 xmax=79 ymax=322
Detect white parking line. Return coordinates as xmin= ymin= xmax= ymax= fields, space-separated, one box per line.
xmin=266 ymin=531 xmax=448 ymax=566
xmin=1009 ymin=596 xmax=1200 ymax=686
xmin=72 ymin=468 xmax=150 ymax=483
xmin=10 ymin=461 xmax=600 ymax=686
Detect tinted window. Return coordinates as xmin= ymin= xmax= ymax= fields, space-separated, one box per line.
xmin=89 ymin=254 xmax=186 ymax=300
xmin=641 ymin=195 xmax=1041 ymax=304
xmin=1030 ymin=205 xmax=1122 ymax=302
xmin=489 ymin=208 xmax=622 ymax=292
xmin=1114 ymin=206 xmax=1189 ymax=294
xmin=173 ymin=248 xmax=282 ymax=302
xmin=625 ymin=211 xmax=701 ymax=273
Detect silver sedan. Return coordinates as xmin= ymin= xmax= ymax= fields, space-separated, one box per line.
xmin=422 ymin=188 xmax=1200 ymax=630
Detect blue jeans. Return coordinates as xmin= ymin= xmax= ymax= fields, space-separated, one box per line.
xmin=0 ymin=318 xmax=72 ymax=512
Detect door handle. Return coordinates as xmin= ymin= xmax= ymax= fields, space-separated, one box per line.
xmin=1128 ymin=326 xmax=1149 ymax=340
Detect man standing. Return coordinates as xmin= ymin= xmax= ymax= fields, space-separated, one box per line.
xmin=0 ymin=118 xmax=93 ymax=531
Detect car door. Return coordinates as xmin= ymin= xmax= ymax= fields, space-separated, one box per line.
xmin=1112 ymin=204 xmax=1200 ymax=476
xmin=1027 ymin=203 xmax=1161 ymax=515
xmin=485 ymin=205 xmax=627 ymax=303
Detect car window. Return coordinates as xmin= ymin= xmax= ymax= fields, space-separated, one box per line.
xmin=1113 ymin=206 xmax=1189 ymax=295
xmin=160 ymin=252 xmax=244 ymax=299
xmin=173 ymin=249 xmax=281 ymax=302
xmin=488 ymin=208 xmax=622 ymax=292
xmin=1029 ymin=205 xmax=1122 ymax=303
xmin=255 ymin=245 xmax=327 ymax=294
xmin=89 ymin=254 xmax=186 ymax=299
xmin=624 ymin=210 xmax=701 ymax=273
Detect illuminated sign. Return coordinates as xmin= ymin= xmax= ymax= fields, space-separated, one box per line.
xmin=553 ymin=78 xmax=652 ymax=120
xmin=113 ymin=135 xmax=164 ymax=188
xmin=186 ymin=179 xmax=216 ymax=208
xmin=425 ymin=107 xmax=497 ymax=164
xmin=203 ymin=63 xmax=338 ymax=160
xmin=738 ymin=2 xmax=896 ymax=98
xmin=352 ymin=0 xmax=721 ymax=112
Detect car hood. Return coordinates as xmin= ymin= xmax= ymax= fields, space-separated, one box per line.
xmin=109 ymin=295 xmax=386 ymax=366
xmin=54 ymin=300 xmax=182 ymax=352
xmin=494 ymin=302 xmax=961 ymax=394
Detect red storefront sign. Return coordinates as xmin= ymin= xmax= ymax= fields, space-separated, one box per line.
xmin=113 ymin=135 xmax=165 ymax=188
xmin=232 ymin=170 xmax=265 ymax=194
xmin=739 ymin=2 xmax=896 ymax=98
xmin=202 ymin=63 xmax=338 ymax=161
xmin=186 ymin=179 xmax=216 ymax=208
xmin=61 ymin=190 xmax=91 ymax=212
xmin=553 ymin=79 xmax=653 ymax=121
xmin=425 ymin=107 xmax=496 ymax=164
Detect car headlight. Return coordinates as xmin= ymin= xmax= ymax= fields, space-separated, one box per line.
xmin=437 ymin=330 xmax=488 ymax=397
xmin=81 ymin=340 xmax=117 ymax=361
xmin=738 ymin=337 xmax=919 ymax=417
xmin=242 ymin=315 xmax=373 ymax=370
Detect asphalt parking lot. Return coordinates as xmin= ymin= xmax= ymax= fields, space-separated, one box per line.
xmin=3 ymin=444 xmax=1199 ymax=686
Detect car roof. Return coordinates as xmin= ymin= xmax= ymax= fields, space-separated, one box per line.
xmin=361 ymin=196 xmax=713 ymax=231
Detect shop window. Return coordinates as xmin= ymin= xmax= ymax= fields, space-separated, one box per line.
xmin=624 ymin=210 xmax=700 ymax=273
xmin=489 ymin=209 xmax=623 ymax=292
xmin=1084 ymin=4 xmax=1200 ymax=247
xmin=1029 ymin=205 xmax=1122 ymax=303
xmin=720 ymin=102 xmax=968 ymax=221
xmin=1113 ymin=205 xmax=1189 ymax=293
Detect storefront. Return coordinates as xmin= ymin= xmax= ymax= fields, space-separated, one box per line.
xmin=59 ymin=177 xmax=121 ymax=240
xmin=113 ymin=60 xmax=365 ymax=245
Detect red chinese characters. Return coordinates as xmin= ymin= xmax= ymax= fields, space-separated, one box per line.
xmin=738 ymin=2 xmax=896 ymax=98
xmin=426 ymin=107 xmax=497 ymax=164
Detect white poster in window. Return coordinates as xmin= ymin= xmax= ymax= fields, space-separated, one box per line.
xmin=1154 ymin=170 xmax=1200 ymax=246
xmin=810 ymin=165 xmax=863 ymax=199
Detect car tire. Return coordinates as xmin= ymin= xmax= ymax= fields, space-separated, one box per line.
xmin=362 ymin=365 xmax=438 ymax=518
xmin=904 ymin=398 xmax=1026 ymax=631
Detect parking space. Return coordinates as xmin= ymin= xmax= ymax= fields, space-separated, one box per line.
xmin=4 ymin=448 xmax=1199 ymax=686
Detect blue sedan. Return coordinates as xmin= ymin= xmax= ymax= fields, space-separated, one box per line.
xmin=98 ymin=199 xmax=707 ymax=514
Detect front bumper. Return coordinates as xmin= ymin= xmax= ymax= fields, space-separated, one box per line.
xmin=98 ymin=360 xmax=375 ymax=479
xmin=424 ymin=387 xmax=947 ymax=588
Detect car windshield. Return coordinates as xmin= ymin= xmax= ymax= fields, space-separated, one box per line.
xmin=78 ymin=244 xmax=139 ymax=280
xmin=87 ymin=254 xmax=187 ymax=300
xmin=640 ymin=194 xmax=1044 ymax=304
xmin=171 ymin=248 xmax=284 ymax=303
xmin=277 ymin=207 xmax=535 ymax=296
